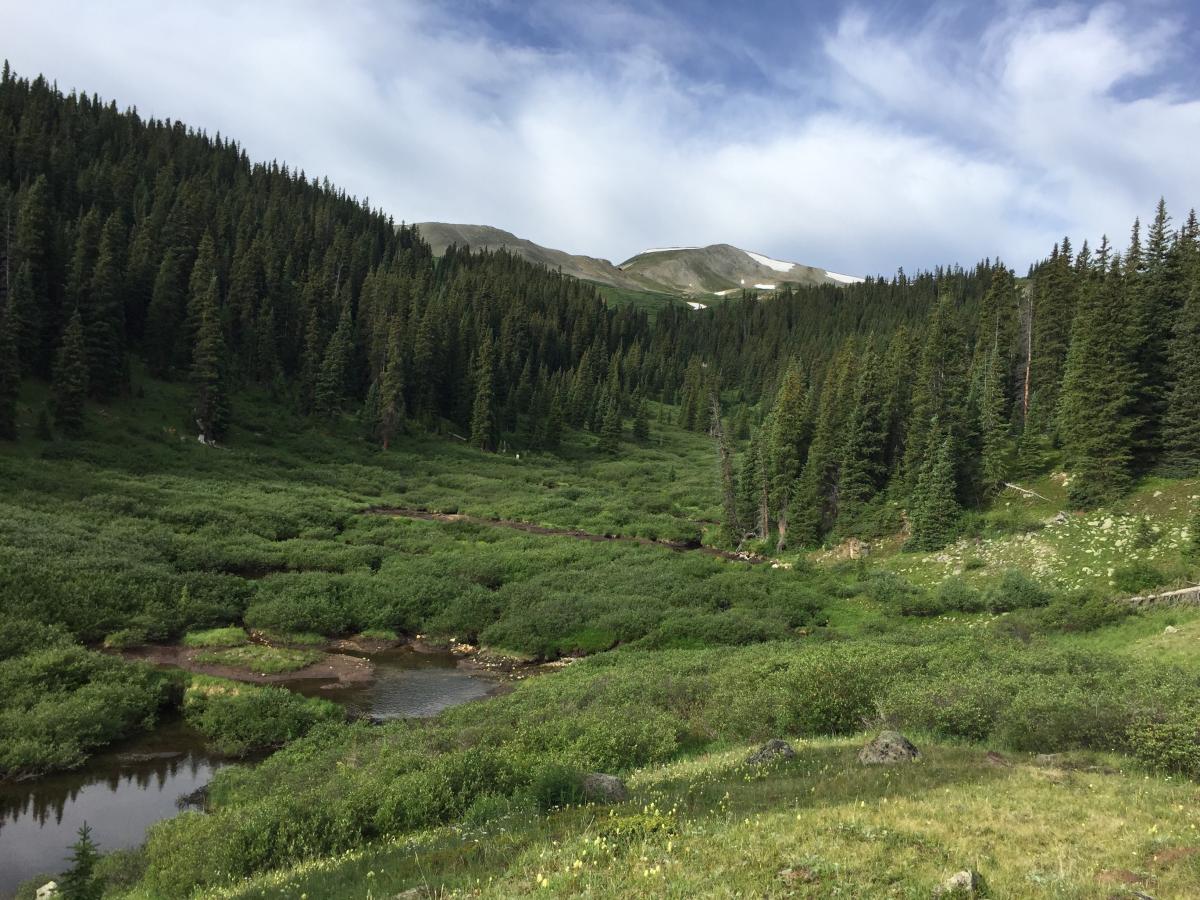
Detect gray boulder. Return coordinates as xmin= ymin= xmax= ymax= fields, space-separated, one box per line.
xmin=746 ymin=738 xmax=797 ymax=766
xmin=858 ymin=731 xmax=920 ymax=765
xmin=934 ymin=870 xmax=983 ymax=897
xmin=582 ymin=772 xmax=629 ymax=803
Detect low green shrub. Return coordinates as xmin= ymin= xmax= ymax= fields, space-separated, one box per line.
xmin=181 ymin=627 xmax=248 ymax=648
xmin=1112 ymin=561 xmax=1166 ymax=595
xmin=984 ymin=568 xmax=1053 ymax=612
xmin=1128 ymin=718 xmax=1200 ymax=777
xmin=182 ymin=677 xmax=343 ymax=756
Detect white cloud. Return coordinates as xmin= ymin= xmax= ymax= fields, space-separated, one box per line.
xmin=2 ymin=0 xmax=1197 ymax=274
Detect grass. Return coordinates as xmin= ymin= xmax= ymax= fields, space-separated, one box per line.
xmin=193 ymin=645 xmax=323 ymax=674
xmin=204 ymin=735 xmax=1200 ymax=899
xmin=257 ymin=630 xmax=327 ymax=646
xmin=181 ymin=627 xmax=249 ymax=648
xmin=867 ymin=476 xmax=1199 ymax=597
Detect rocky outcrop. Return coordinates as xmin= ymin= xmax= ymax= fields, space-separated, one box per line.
xmin=858 ymin=731 xmax=920 ymax=765
xmin=582 ymin=772 xmax=629 ymax=803
xmin=746 ymin=739 xmax=797 ymax=766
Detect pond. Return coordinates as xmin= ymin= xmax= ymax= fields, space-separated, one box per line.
xmin=0 ymin=648 xmax=496 ymax=898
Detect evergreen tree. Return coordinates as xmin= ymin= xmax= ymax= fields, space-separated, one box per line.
xmin=52 ymin=309 xmax=89 ymax=437
xmin=598 ymin=398 xmax=622 ymax=455
xmin=632 ymin=396 xmax=650 ymax=442
xmin=83 ymin=212 xmax=126 ymax=398
xmin=0 ymin=302 xmax=18 ymax=439
xmin=314 ymin=302 xmax=354 ymax=417
xmin=8 ymin=260 xmax=38 ymax=372
xmin=979 ymin=340 xmax=1009 ymax=493
xmin=59 ymin=822 xmax=102 ymax=900
xmin=14 ymin=174 xmax=51 ymax=374
xmin=541 ymin=387 xmax=564 ymax=451
xmin=377 ymin=317 xmax=406 ymax=450
xmin=835 ymin=349 xmax=887 ymax=532
xmin=190 ymin=276 xmax=229 ymax=443
xmin=1161 ymin=285 xmax=1200 ymax=475
xmin=1058 ymin=260 xmax=1139 ymax=506
xmin=470 ymin=333 xmax=498 ymax=451
xmin=144 ymin=250 xmax=186 ymax=377
xmin=907 ymin=431 xmax=960 ymax=551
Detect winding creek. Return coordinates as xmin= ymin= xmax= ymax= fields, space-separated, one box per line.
xmin=0 ymin=647 xmax=495 ymax=898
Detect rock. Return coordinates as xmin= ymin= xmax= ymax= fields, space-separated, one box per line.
xmin=1035 ymin=753 xmax=1064 ymax=766
xmin=746 ymin=738 xmax=797 ymax=766
xmin=1052 ymin=511 xmax=1069 ymax=525
xmin=934 ymin=870 xmax=982 ymax=896
xmin=833 ymin=537 xmax=869 ymax=560
xmin=858 ymin=731 xmax=920 ymax=765
xmin=36 ymin=882 xmax=58 ymax=900
xmin=581 ymin=772 xmax=629 ymax=803
xmin=1165 ymin=625 xmax=1179 ymax=634
xmin=778 ymin=865 xmax=819 ymax=884
xmin=983 ymin=750 xmax=1011 ymax=767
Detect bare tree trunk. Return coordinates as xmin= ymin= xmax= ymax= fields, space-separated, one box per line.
xmin=776 ymin=501 xmax=789 ymax=553
xmin=756 ymin=462 xmax=769 ymax=540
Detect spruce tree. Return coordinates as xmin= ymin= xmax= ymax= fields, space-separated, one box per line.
xmin=0 ymin=302 xmax=18 ymax=439
xmin=59 ymin=822 xmax=102 ymax=900
xmin=84 ymin=212 xmax=126 ymax=398
xmin=835 ymin=349 xmax=886 ymax=532
xmin=8 ymin=260 xmax=38 ymax=372
xmin=542 ymin=388 xmax=564 ymax=451
xmin=145 ymin=250 xmax=186 ymax=377
xmin=314 ymin=302 xmax=354 ymax=418
xmin=598 ymin=398 xmax=622 ymax=454
xmin=1161 ymin=285 xmax=1200 ymax=475
xmin=52 ymin=308 xmax=89 ymax=438
xmin=632 ymin=397 xmax=650 ymax=442
xmin=907 ymin=431 xmax=960 ymax=551
xmin=377 ymin=318 xmax=406 ymax=450
xmin=979 ymin=340 xmax=1009 ymax=493
xmin=1058 ymin=260 xmax=1139 ymax=506
xmin=190 ymin=276 xmax=229 ymax=443
xmin=470 ymin=333 xmax=498 ymax=451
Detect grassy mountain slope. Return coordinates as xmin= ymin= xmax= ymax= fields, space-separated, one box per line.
xmin=415 ymin=223 xmax=652 ymax=291
xmin=619 ymin=244 xmax=862 ymax=295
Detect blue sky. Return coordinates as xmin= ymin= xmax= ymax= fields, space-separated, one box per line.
xmin=4 ymin=0 xmax=1200 ymax=275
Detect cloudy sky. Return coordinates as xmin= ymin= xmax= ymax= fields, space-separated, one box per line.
xmin=5 ymin=0 xmax=1199 ymax=276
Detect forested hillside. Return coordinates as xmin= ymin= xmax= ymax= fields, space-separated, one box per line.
xmin=3 ymin=64 xmax=1199 ymax=565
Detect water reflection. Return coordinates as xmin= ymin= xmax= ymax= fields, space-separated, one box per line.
xmin=0 ymin=720 xmax=225 ymax=898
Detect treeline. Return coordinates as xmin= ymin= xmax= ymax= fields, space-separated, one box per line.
xmin=714 ymin=208 xmax=1200 ymax=550
xmin=0 ymin=65 xmax=664 ymax=451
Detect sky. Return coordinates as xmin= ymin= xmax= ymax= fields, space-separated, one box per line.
xmin=4 ymin=0 xmax=1200 ymax=276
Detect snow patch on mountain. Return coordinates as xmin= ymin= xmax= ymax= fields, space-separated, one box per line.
xmin=825 ymin=271 xmax=865 ymax=284
xmin=754 ymin=283 xmax=776 ymax=290
xmin=638 ymin=247 xmax=700 ymax=255
xmin=745 ymin=251 xmax=795 ymax=273
xmin=686 ymin=301 xmax=708 ymax=310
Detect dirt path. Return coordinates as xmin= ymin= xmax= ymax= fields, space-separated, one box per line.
xmin=363 ymin=506 xmax=765 ymax=563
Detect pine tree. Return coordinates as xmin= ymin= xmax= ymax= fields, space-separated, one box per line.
xmin=145 ymin=250 xmax=187 ymax=377
xmin=598 ymin=398 xmax=622 ymax=454
xmin=632 ymin=397 xmax=650 ymax=442
xmin=470 ymin=333 xmax=498 ymax=451
xmin=0 ymin=302 xmax=18 ymax=439
xmin=710 ymin=392 xmax=741 ymax=544
xmin=14 ymin=175 xmax=51 ymax=374
xmin=1058 ymin=259 xmax=1139 ymax=506
xmin=83 ymin=212 xmax=126 ymax=398
xmin=835 ymin=349 xmax=886 ymax=532
xmin=59 ymin=822 xmax=102 ymax=900
xmin=1161 ymin=285 xmax=1200 ymax=475
xmin=314 ymin=302 xmax=354 ymax=417
xmin=190 ymin=276 xmax=229 ymax=443
xmin=52 ymin=309 xmax=89 ymax=437
xmin=907 ymin=431 xmax=960 ymax=551
xmin=542 ymin=387 xmax=564 ymax=451
xmin=979 ymin=340 xmax=1009 ymax=493
xmin=377 ymin=317 xmax=406 ymax=450
xmin=8 ymin=260 xmax=38 ymax=372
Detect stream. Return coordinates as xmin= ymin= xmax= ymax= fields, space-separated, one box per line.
xmin=0 ymin=648 xmax=494 ymax=898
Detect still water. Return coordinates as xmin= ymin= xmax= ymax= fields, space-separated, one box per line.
xmin=0 ymin=648 xmax=494 ymax=898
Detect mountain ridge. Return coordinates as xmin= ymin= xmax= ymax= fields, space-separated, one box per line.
xmin=415 ymin=222 xmax=864 ymax=298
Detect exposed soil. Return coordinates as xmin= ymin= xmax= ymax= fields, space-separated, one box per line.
xmin=363 ymin=506 xmax=765 ymax=563
xmin=125 ymin=645 xmax=374 ymax=687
